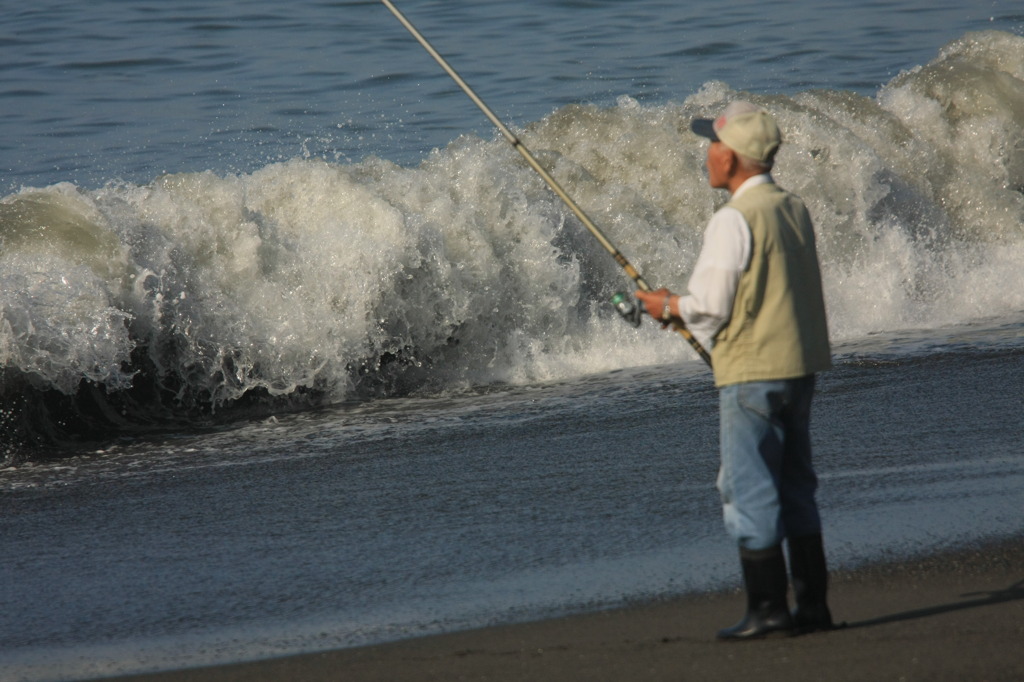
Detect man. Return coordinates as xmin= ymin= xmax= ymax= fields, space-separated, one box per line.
xmin=636 ymin=101 xmax=835 ymax=640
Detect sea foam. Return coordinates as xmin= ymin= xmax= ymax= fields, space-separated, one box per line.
xmin=1 ymin=31 xmax=1022 ymax=447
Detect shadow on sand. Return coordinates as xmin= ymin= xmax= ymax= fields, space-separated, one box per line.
xmin=845 ymin=578 xmax=1024 ymax=630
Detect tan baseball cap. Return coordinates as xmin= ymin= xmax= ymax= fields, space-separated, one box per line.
xmin=691 ymin=101 xmax=781 ymax=163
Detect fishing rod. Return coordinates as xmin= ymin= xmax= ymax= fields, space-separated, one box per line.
xmin=380 ymin=0 xmax=712 ymax=367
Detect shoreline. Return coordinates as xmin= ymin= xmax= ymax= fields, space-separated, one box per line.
xmin=101 ymin=536 xmax=1024 ymax=682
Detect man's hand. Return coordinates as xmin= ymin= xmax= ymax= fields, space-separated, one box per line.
xmin=635 ymin=288 xmax=674 ymax=329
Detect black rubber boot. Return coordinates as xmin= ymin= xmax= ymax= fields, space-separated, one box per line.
xmin=787 ymin=533 xmax=835 ymax=633
xmin=717 ymin=545 xmax=794 ymax=640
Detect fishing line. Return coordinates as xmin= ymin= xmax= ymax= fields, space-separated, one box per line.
xmin=380 ymin=0 xmax=711 ymax=367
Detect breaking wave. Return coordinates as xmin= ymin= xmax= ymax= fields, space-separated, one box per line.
xmin=2 ymin=30 xmax=1022 ymax=457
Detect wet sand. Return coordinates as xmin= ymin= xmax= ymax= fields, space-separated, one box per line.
xmin=104 ymin=536 xmax=1023 ymax=682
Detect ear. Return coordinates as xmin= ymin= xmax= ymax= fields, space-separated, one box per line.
xmin=722 ymin=147 xmax=739 ymax=175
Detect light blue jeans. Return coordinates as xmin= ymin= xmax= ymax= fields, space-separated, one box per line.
xmin=717 ymin=376 xmax=823 ymax=551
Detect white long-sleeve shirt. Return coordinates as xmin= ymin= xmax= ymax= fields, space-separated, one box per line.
xmin=678 ymin=174 xmax=773 ymax=346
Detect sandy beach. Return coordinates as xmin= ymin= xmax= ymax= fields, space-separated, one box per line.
xmin=99 ymin=536 xmax=1023 ymax=682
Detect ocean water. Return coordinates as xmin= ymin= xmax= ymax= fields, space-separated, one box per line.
xmin=1 ymin=0 xmax=1023 ymax=679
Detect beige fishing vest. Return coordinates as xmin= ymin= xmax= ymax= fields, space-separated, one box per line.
xmin=711 ymin=183 xmax=832 ymax=387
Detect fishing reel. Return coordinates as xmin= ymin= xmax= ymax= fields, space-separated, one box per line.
xmin=611 ymin=291 xmax=643 ymax=328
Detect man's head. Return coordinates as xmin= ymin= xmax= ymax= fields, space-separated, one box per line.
xmin=691 ymin=101 xmax=781 ymax=190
